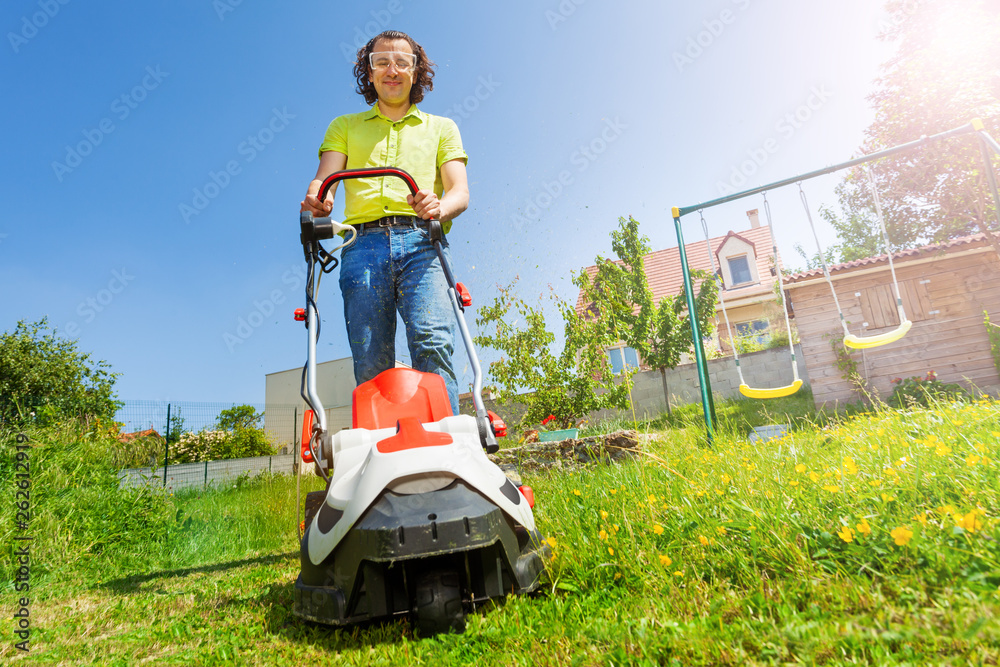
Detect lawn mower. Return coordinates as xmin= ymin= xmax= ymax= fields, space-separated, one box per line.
xmin=292 ymin=167 xmax=547 ymax=635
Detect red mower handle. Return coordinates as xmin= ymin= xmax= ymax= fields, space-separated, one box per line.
xmin=317 ymin=167 xmax=420 ymax=202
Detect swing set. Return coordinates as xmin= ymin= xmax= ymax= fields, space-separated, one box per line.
xmin=671 ymin=118 xmax=1000 ymax=442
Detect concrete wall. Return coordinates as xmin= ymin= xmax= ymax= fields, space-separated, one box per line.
xmin=460 ymin=344 xmax=810 ymax=427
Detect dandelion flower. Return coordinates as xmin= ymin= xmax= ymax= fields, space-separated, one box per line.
xmin=653 ymin=524 xmax=664 ymax=535
xmin=890 ymin=526 xmax=913 ymax=546
xmin=599 ymin=529 xmax=608 ymax=540
xmin=843 ymin=457 xmax=858 ymax=475
xmin=673 ymin=571 xmax=683 ymax=576
xmin=699 ymin=535 xmax=709 ymax=546
xmin=959 ymin=510 xmax=983 ymax=533
xmin=573 ymin=489 xmax=581 ymax=496
xmin=608 ymin=547 xmax=614 ymax=556
xmin=935 ymin=444 xmax=952 ymax=457
xmin=794 ymin=463 xmax=807 ymax=474
xmin=600 ymin=510 xmax=609 ymax=519
xmin=966 ymin=455 xmax=981 ymax=467
xmin=544 ymin=537 xmax=557 ymax=549
xmin=609 ymin=488 xmax=617 ymax=495
xmin=716 ymin=526 xmax=727 ymax=536
xmin=837 ymin=525 xmax=855 ymax=543
xmin=658 ymin=554 xmax=672 ymax=567
xmin=856 ymin=518 xmax=871 ymax=537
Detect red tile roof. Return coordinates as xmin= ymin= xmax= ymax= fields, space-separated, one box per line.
xmin=576 ymin=224 xmax=782 ymax=314
xmin=783 ymin=233 xmax=993 ymax=284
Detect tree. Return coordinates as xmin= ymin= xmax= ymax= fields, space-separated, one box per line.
xmin=0 ymin=318 xmax=120 ymax=425
xmin=576 ymin=217 xmax=719 ymax=416
xmin=216 ymin=404 xmax=263 ymax=431
xmin=474 ymin=281 xmax=631 ymax=430
xmin=823 ymin=0 xmax=1000 ymax=256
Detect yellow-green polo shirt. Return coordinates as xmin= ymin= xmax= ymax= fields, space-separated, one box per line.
xmin=318 ymin=104 xmax=467 ymax=233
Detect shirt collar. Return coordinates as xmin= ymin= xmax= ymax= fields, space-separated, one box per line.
xmin=365 ymin=103 xmax=423 ymax=123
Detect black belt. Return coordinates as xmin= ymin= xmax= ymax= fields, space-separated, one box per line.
xmin=356 ymin=215 xmax=427 ymax=232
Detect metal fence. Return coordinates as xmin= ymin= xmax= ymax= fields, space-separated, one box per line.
xmin=118 ymin=453 xmax=297 ymax=492
xmin=114 ymin=400 xmax=302 ymax=450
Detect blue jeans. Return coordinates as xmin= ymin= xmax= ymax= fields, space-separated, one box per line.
xmin=339 ymin=224 xmax=459 ymax=414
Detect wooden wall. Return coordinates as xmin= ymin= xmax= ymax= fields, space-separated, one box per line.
xmin=786 ymin=247 xmax=1000 ymax=407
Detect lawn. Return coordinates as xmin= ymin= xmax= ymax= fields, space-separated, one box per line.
xmin=2 ymin=395 xmax=999 ymax=665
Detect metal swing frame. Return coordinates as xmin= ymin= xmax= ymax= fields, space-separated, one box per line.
xmin=671 ymin=118 xmax=1000 ymax=443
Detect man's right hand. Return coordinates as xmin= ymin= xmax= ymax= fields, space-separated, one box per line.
xmin=300 ymin=179 xmax=334 ymax=216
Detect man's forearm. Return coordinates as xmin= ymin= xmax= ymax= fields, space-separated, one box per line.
xmin=437 ymin=187 xmax=469 ymax=222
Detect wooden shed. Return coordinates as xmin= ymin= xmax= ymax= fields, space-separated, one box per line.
xmin=784 ymin=234 xmax=1000 ymax=407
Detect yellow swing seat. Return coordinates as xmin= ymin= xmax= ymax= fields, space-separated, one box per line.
xmin=739 ymin=379 xmax=803 ymax=400
xmin=843 ymin=320 xmax=912 ymax=350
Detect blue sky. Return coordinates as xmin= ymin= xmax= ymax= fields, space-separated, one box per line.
xmin=1 ymin=0 xmax=894 ymax=405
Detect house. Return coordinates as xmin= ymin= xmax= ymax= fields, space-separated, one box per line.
xmin=575 ymin=210 xmax=788 ymax=369
xmin=783 ymin=233 xmax=1000 ymax=407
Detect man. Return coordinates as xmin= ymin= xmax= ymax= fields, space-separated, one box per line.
xmin=300 ymin=30 xmax=469 ymax=414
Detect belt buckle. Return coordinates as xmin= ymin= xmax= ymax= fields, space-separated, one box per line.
xmin=377 ymin=216 xmax=395 ymax=227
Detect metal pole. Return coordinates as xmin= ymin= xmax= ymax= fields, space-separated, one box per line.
xmin=673 ymin=209 xmax=716 ymax=443
xmin=978 ymin=134 xmax=1000 ymax=248
xmin=676 ymin=121 xmax=980 ymax=217
xmin=163 ymin=403 xmax=170 ymax=487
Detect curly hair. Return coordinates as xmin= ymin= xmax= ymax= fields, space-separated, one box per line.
xmin=353 ymin=30 xmax=436 ymax=105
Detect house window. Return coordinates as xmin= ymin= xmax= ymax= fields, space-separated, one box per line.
xmin=859 ymin=279 xmax=931 ymax=329
xmin=607 ymin=346 xmax=639 ymax=374
xmin=727 ymin=255 xmax=752 ymax=286
xmin=735 ymin=319 xmax=770 ymax=344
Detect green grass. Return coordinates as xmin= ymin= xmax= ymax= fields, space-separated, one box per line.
xmin=3 ymin=397 xmax=1000 ymax=665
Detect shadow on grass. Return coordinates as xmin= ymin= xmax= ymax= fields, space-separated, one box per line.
xmin=95 ymin=551 xmax=298 ymax=594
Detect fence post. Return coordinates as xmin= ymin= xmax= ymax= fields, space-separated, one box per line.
xmin=292 ymin=406 xmax=298 ymax=473
xmin=163 ymin=403 xmax=171 ymax=487
xmin=204 ymin=461 xmax=208 ymax=489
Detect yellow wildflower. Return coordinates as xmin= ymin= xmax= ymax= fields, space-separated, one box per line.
xmin=935 ymin=444 xmax=952 ymax=457
xmin=673 ymin=571 xmax=683 ymax=576
xmin=573 ymin=489 xmax=581 ymax=496
xmin=698 ymin=535 xmax=709 ymax=546
xmin=837 ymin=525 xmax=855 ymax=543
xmin=823 ymin=485 xmax=840 ymax=493
xmin=608 ymin=547 xmax=614 ymax=556
xmin=720 ymin=474 xmax=732 ymax=484
xmin=658 ymin=554 xmax=672 ymax=567
xmin=653 ymin=524 xmax=664 ymax=535
xmin=958 ymin=510 xmax=983 ymax=533
xmin=966 ymin=455 xmax=981 ymax=467
xmin=913 ymin=513 xmax=928 ymax=526
xmin=599 ymin=529 xmax=608 ymax=540
xmin=794 ymin=463 xmax=807 ymax=473
xmin=789 ymin=480 xmax=799 ymax=487
xmin=881 ymin=493 xmax=896 ymax=502
xmin=856 ymin=518 xmax=871 ymax=537
xmin=600 ymin=510 xmax=609 ymax=519
xmin=609 ymin=488 xmax=617 ymax=495
xmin=809 ymin=472 xmax=820 ymax=483
xmin=716 ymin=526 xmax=727 ymax=536
xmin=890 ymin=526 xmax=914 ymax=546
xmin=843 ymin=457 xmax=858 ymax=475
xmin=613 ymin=524 xmax=620 ymax=533
xmin=647 ymin=494 xmax=658 ymax=503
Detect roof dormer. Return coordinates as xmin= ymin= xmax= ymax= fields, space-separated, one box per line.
xmin=715 ymin=231 xmax=759 ymax=289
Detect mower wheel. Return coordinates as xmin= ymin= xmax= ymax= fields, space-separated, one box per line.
xmin=412 ymin=568 xmax=465 ymax=636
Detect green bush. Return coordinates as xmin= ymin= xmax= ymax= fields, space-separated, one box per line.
xmin=0 ymin=318 xmax=120 ymax=425
xmin=887 ymin=370 xmax=968 ymax=408
xmin=168 ymin=427 xmax=274 ymax=464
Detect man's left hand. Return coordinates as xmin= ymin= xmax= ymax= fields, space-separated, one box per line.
xmin=408 ymin=189 xmax=440 ymax=220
